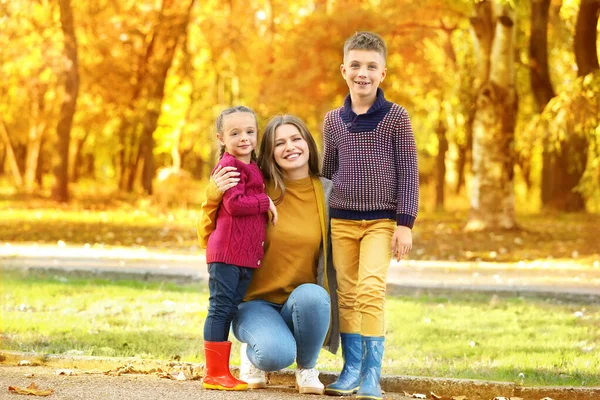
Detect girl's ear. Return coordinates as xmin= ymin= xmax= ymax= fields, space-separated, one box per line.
xmin=216 ymin=133 xmax=225 ymax=145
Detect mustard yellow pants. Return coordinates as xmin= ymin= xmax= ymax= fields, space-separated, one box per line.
xmin=331 ymin=218 xmax=396 ymax=336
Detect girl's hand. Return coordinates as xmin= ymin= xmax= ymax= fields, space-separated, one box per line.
xmin=391 ymin=225 xmax=412 ymax=262
xmin=212 ymin=165 xmax=240 ymax=193
xmin=268 ymin=197 xmax=278 ymax=226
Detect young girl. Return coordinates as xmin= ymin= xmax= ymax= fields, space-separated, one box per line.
xmin=200 ymin=106 xmax=277 ymax=391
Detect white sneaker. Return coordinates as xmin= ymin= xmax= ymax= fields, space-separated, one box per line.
xmin=240 ymin=343 xmax=267 ymax=389
xmin=295 ymin=367 xmax=324 ymax=395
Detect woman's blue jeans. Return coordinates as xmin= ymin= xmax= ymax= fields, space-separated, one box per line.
xmin=232 ymin=283 xmax=331 ymax=372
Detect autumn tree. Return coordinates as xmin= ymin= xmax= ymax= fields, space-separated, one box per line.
xmin=52 ymin=0 xmax=79 ymax=203
xmin=466 ymin=0 xmax=518 ymax=230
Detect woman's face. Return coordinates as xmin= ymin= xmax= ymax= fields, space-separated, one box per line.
xmin=273 ymin=124 xmax=310 ymax=179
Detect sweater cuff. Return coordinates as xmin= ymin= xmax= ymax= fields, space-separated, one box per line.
xmin=257 ymin=194 xmax=271 ymax=213
xmin=396 ymin=213 xmax=415 ymax=229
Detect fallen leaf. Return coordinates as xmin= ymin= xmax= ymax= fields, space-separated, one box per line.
xmin=24 ymin=374 xmax=35 ymax=378
xmin=56 ymin=369 xmax=75 ymax=376
xmin=412 ymin=394 xmax=427 ymax=399
xmin=18 ymin=360 xmax=32 ymax=366
xmin=8 ymin=382 xmax=54 ymax=396
xmin=431 ymin=392 xmax=442 ymax=400
xmin=174 ymin=371 xmax=186 ymax=381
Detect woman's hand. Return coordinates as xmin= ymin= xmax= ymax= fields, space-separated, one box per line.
xmin=212 ymin=165 xmax=240 ymax=193
xmin=268 ymin=197 xmax=278 ymax=226
xmin=391 ymin=225 xmax=412 ymax=262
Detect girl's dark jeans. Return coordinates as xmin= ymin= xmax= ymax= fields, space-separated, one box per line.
xmin=203 ymin=262 xmax=254 ymax=341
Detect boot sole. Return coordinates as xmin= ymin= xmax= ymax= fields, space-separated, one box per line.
xmin=324 ymin=387 xmax=359 ymax=396
xmin=203 ymin=383 xmax=248 ymax=391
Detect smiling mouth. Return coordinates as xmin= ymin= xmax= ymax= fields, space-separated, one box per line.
xmin=355 ymin=81 xmax=370 ymax=86
xmin=284 ymin=153 xmax=301 ymax=160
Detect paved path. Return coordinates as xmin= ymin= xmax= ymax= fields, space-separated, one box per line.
xmin=2 ymin=244 xmax=599 ymax=295
xmin=0 ymin=365 xmax=413 ymax=400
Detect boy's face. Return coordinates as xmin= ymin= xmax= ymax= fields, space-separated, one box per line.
xmin=341 ymin=50 xmax=386 ymax=100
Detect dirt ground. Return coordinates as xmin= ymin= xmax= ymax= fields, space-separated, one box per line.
xmin=0 ymin=365 xmax=413 ymax=400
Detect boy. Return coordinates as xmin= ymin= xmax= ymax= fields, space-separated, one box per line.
xmin=322 ymin=31 xmax=419 ymax=400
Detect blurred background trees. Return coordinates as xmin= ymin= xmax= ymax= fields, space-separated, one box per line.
xmin=1 ymin=0 xmax=599 ymax=228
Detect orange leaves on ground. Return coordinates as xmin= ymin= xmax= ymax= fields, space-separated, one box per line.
xmin=103 ymin=363 xmax=203 ymax=381
xmin=430 ymin=392 xmax=467 ymax=400
xmin=8 ymin=382 xmax=54 ymax=396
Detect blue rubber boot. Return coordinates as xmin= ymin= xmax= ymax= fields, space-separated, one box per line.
xmin=356 ymin=336 xmax=385 ymax=400
xmin=325 ymin=333 xmax=361 ymax=396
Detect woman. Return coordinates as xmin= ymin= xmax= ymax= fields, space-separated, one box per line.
xmin=198 ymin=115 xmax=339 ymax=395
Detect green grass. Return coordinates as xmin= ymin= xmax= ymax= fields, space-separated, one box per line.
xmin=2 ymin=269 xmax=599 ymax=386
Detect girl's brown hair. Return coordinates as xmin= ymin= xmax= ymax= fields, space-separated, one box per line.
xmin=258 ymin=115 xmax=320 ymax=204
xmin=215 ymin=106 xmax=258 ymax=161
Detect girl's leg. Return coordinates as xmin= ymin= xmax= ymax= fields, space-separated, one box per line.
xmin=203 ymin=263 xmax=249 ymax=391
xmin=331 ymin=218 xmax=362 ymax=334
xmin=279 ymin=283 xmax=330 ymax=368
xmin=357 ymin=219 xmax=395 ymax=336
xmin=204 ymin=263 xmax=245 ymax=341
xmin=232 ymin=300 xmax=296 ymax=372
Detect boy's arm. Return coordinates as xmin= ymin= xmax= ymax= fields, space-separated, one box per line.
xmin=197 ymin=179 xmax=224 ymax=248
xmin=394 ymin=108 xmax=419 ymax=229
xmin=321 ymin=112 xmax=338 ymax=180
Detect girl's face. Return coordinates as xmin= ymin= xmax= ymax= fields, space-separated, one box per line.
xmin=273 ymin=124 xmax=310 ymax=179
xmin=218 ymin=112 xmax=257 ymax=163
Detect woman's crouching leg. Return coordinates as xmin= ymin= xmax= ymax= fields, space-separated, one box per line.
xmin=281 ymin=283 xmax=331 ymax=368
xmin=232 ymin=300 xmax=296 ymax=372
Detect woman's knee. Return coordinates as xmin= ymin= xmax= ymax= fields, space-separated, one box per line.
xmin=290 ymin=283 xmax=330 ymax=306
xmin=251 ymin=340 xmax=296 ymax=372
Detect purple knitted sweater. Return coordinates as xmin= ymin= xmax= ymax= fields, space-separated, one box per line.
xmin=206 ymin=153 xmax=270 ymax=268
xmin=322 ymin=89 xmax=419 ymax=228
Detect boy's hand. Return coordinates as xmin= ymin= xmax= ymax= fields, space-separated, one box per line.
xmin=212 ymin=165 xmax=240 ymax=193
xmin=391 ymin=225 xmax=412 ymax=261
xmin=268 ymin=197 xmax=278 ymax=226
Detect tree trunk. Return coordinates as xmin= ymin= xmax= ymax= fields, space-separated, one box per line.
xmin=455 ymin=103 xmax=474 ymax=195
xmin=0 ymin=145 xmax=5 ymax=175
xmin=72 ymin=130 xmax=91 ymax=182
xmin=24 ymin=84 xmax=47 ymax=192
xmin=52 ymin=0 xmax=79 ymax=203
xmin=530 ymin=0 xmax=558 ymax=207
xmin=574 ymin=0 xmax=600 ymax=77
xmin=543 ymin=0 xmax=600 ymax=212
xmin=435 ymin=120 xmax=448 ymax=211
xmin=139 ymin=0 xmax=196 ymax=195
xmin=466 ymin=1 xmax=518 ymax=231
xmin=0 ymin=119 xmax=23 ymax=186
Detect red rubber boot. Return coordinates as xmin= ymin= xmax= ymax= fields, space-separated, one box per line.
xmin=202 ymin=341 xmax=248 ymax=391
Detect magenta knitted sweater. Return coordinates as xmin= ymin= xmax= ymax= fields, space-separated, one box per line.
xmin=206 ymin=153 xmax=270 ymax=268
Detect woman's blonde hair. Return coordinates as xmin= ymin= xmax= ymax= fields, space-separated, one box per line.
xmin=258 ymin=115 xmax=320 ymax=204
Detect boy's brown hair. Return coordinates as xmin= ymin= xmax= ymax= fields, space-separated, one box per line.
xmin=343 ymin=31 xmax=387 ymax=63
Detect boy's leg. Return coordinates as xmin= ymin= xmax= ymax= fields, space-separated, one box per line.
xmin=204 ymin=263 xmax=244 ymax=342
xmin=357 ymin=219 xmax=395 ymax=336
xmin=331 ymin=218 xmax=362 ymax=334
xmin=232 ymin=300 xmax=296 ymax=372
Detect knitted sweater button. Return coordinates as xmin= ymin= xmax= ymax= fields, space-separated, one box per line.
xmin=257 ymin=260 xmax=261 ymax=266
